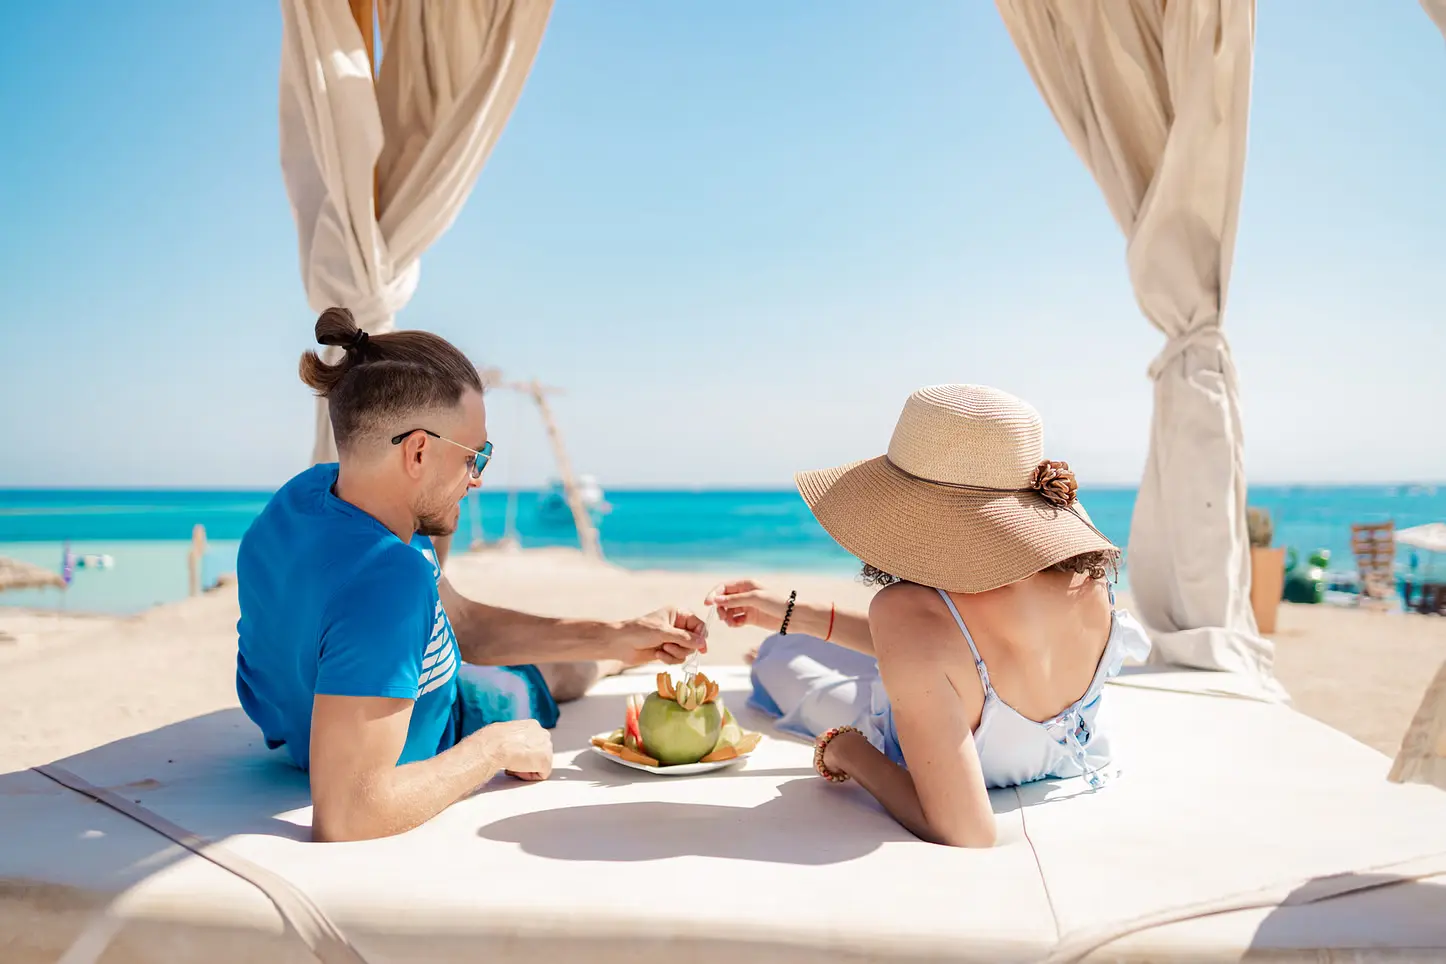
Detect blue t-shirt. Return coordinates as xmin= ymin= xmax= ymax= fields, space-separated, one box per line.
xmin=235 ymin=464 xmax=461 ymax=770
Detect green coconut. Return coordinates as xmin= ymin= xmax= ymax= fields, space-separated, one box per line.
xmin=638 ymin=692 xmax=723 ymax=765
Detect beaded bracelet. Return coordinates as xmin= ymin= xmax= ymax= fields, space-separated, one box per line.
xmin=778 ymin=590 xmax=798 ymax=635
xmin=814 ymin=725 xmax=861 ymax=783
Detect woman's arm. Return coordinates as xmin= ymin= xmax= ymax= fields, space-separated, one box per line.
xmin=707 ymin=580 xmax=875 ymax=655
xmin=820 ymin=730 xmax=936 ymax=842
xmin=825 ymin=587 xmax=996 ymax=848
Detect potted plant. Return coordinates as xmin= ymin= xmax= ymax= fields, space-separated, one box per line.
xmin=1247 ymin=506 xmax=1286 ymax=634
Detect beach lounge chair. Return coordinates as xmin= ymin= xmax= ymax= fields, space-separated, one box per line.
xmin=4 ymin=665 xmax=1446 ymax=962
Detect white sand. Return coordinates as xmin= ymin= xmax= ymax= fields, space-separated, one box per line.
xmin=1 ymin=547 xmax=1443 ymax=772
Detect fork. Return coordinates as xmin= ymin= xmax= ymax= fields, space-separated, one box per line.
xmin=682 ymin=603 xmax=717 ymax=683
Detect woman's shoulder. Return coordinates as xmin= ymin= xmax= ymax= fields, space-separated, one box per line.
xmin=869 ymin=580 xmax=941 ymax=619
xmin=868 ymin=583 xmax=954 ymax=655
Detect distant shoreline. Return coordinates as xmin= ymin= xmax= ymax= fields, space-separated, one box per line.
xmin=4 ymin=485 xmax=1441 ymax=617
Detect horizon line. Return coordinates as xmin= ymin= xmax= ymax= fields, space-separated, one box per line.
xmin=1 ymin=480 xmax=1442 ymax=495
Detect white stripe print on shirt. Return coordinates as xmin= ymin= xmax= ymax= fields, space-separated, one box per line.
xmin=418 ymin=598 xmax=458 ymax=697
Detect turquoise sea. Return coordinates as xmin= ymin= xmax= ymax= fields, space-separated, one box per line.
xmin=1 ymin=485 xmax=1442 ymax=615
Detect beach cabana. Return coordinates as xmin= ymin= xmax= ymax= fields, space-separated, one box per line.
xmin=286 ymin=0 xmax=1275 ymax=695
xmin=278 ymin=0 xmax=1442 ymax=706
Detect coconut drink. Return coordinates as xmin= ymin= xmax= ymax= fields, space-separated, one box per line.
xmin=593 ymin=671 xmax=762 ymax=768
xmin=641 ymin=672 xmax=724 ymax=764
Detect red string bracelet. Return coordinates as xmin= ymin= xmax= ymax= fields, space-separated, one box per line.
xmin=825 ymin=603 xmax=836 ymax=642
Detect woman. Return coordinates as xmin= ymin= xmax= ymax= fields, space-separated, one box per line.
xmin=706 ymin=384 xmax=1150 ymax=848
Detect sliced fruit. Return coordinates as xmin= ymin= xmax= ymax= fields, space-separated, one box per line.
xmin=700 ymin=745 xmax=738 ymax=763
xmin=717 ymin=716 xmax=743 ymax=750
xmin=734 ymin=732 xmax=762 ymax=754
xmin=619 ymin=745 xmax=659 ymax=767
xmin=624 ymin=694 xmax=642 ymax=747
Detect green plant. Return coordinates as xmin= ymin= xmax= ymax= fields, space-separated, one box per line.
xmin=1246 ymin=506 xmax=1273 ymax=549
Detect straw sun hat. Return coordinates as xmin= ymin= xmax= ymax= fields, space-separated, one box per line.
xmin=795 ymin=384 xmax=1117 ymax=594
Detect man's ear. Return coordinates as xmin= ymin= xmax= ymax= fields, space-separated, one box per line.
xmin=400 ymin=433 xmax=429 ymax=477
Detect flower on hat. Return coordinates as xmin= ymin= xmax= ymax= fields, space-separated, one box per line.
xmin=1031 ymin=460 xmax=1078 ymax=508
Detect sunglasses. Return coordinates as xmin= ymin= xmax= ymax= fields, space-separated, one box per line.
xmin=391 ymin=429 xmax=493 ymax=480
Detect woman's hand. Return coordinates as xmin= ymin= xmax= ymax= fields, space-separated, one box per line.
xmin=707 ymin=580 xmax=875 ymax=656
xmin=705 ymin=580 xmax=793 ymax=632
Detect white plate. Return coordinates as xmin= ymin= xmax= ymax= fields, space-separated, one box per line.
xmin=588 ymin=739 xmax=751 ymax=776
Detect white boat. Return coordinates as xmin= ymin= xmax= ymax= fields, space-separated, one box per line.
xmin=535 ymin=475 xmax=611 ymax=527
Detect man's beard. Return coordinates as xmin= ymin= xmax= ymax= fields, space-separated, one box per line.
xmin=416 ymin=514 xmax=455 ymax=537
xmin=415 ymin=496 xmax=459 ymax=537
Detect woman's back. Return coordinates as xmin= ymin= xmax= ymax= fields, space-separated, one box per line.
xmin=864 ymin=574 xmax=1150 ymax=789
xmin=946 ymin=571 xmax=1113 ymax=725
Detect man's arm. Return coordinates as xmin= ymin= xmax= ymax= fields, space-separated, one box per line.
xmin=308 ymin=693 xmax=552 ymax=843
xmin=439 ymin=576 xmax=705 ymax=667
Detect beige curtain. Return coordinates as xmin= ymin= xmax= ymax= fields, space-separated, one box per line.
xmin=1425 ymin=0 xmax=1446 ymax=39
xmin=278 ymin=0 xmax=553 ymax=464
xmin=1388 ymin=0 xmax=1446 ymax=790
xmin=996 ymin=0 xmax=1284 ymax=697
xmin=1390 ymin=660 xmax=1446 ymax=790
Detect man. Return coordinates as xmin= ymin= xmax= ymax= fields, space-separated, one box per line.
xmin=236 ymin=307 xmax=706 ymax=842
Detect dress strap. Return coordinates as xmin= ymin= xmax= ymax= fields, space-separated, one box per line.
xmin=934 ymin=589 xmax=995 ymax=695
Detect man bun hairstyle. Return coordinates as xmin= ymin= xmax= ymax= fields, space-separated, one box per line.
xmin=298 ymin=307 xmax=483 ymax=453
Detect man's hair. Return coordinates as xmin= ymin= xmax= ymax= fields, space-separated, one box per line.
xmin=298 ymin=307 xmax=483 ymax=453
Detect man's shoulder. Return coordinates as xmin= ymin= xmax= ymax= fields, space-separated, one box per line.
xmin=243 ymin=465 xmax=336 ymax=542
xmin=270 ymin=463 xmax=339 ymax=518
xmin=355 ymin=538 xmax=436 ymax=583
xmin=322 ymin=537 xmax=436 ymax=621
xmin=239 ymin=465 xmax=431 ymax=599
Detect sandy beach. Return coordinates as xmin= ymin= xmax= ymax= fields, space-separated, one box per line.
xmin=2 ymin=548 xmax=1442 ymax=773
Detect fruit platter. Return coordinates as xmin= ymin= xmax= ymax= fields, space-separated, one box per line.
xmin=591 ymin=671 xmax=763 ymax=775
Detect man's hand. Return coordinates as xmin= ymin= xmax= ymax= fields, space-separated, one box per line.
xmin=609 ymin=606 xmax=707 ymax=666
xmin=472 ymin=719 xmax=555 ymax=781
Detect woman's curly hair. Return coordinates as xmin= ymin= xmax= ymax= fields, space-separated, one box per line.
xmin=859 ymin=549 xmax=1120 ymax=589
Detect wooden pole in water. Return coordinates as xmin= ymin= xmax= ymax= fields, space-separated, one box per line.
xmin=527 ymin=380 xmax=602 ymax=560
xmin=491 ymin=378 xmax=601 ymax=559
xmin=483 ymin=371 xmax=603 ymax=560
xmin=188 ymin=524 xmax=207 ymax=597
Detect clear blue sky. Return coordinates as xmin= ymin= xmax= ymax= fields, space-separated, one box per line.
xmin=1 ymin=1 xmax=1443 ymax=490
